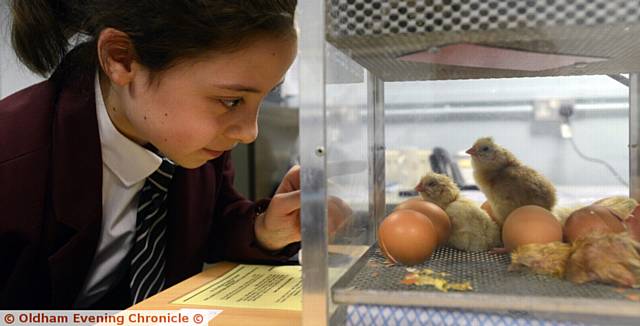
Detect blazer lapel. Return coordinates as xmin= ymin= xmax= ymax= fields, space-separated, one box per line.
xmin=48 ymin=70 xmax=103 ymax=307
xmin=165 ymin=165 xmax=216 ymax=286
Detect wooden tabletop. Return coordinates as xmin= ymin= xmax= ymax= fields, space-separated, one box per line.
xmin=129 ymin=262 xmax=301 ymax=326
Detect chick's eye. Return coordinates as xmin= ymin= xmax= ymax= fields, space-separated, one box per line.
xmin=481 ymin=146 xmax=490 ymax=152
xmin=220 ymin=98 xmax=242 ymax=108
xmin=428 ymin=181 xmax=437 ymax=187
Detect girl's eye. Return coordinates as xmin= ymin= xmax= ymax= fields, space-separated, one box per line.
xmin=220 ymin=98 xmax=242 ymax=108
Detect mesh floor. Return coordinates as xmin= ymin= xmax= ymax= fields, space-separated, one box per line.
xmin=333 ymin=244 xmax=640 ymax=309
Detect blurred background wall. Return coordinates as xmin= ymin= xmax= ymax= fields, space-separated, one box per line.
xmin=0 ymin=1 xmax=44 ymax=99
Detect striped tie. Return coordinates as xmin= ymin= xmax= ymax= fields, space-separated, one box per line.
xmin=129 ymin=158 xmax=175 ymax=304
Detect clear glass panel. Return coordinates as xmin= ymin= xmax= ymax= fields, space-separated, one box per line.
xmin=324 ymin=43 xmax=372 ymax=313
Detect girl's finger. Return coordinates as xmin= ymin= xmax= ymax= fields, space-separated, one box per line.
xmin=271 ymin=189 xmax=301 ymax=215
xmin=275 ymin=165 xmax=300 ymax=194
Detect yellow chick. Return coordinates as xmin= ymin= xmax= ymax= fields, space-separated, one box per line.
xmin=415 ymin=172 xmax=501 ymax=252
xmin=467 ymin=137 xmax=557 ymax=226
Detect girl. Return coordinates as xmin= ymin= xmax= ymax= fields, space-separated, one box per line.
xmin=1 ymin=0 xmax=304 ymax=309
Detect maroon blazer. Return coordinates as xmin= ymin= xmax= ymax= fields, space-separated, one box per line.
xmin=0 ymin=57 xmax=298 ymax=309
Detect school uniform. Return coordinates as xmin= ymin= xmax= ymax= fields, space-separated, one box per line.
xmin=0 ymin=52 xmax=298 ymax=309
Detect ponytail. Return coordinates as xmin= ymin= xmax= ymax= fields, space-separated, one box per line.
xmin=10 ymin=0 xmax=80 ymax=76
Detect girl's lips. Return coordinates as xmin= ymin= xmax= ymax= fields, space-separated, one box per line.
xmin=202 ymin=148 xmax=224 ymax=157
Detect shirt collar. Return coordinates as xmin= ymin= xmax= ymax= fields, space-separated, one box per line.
xmin=95 ymin=73 xmax=162 ymax=187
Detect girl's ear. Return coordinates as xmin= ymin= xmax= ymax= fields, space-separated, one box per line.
xmin=97 ymin=28 xmax=137 ymax=86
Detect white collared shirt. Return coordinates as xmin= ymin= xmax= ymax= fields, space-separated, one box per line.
xmin=74 ymin=75 xmax=162 ymax=308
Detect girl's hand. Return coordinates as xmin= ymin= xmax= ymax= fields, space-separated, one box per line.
xmin=255 ymin=165 xmax=301 ymax=251
xmin=255 ymin=165 xmax=352 ymax=251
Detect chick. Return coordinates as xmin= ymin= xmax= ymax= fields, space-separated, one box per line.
xmin=565 ymin=233 xmax=640 ymax=288
xmin=509 ymin=242 xmax=572 ymax=278
xmin=467 ymin=137 xmax=557 ymax=226
xmin=415 ymin=172 xmax=501 ymax=251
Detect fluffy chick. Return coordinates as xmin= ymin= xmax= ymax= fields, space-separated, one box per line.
xmin=467 ymin=137 xmax=557 ymax=226
xmin=416 ymin=172 xmax=501 ymax=251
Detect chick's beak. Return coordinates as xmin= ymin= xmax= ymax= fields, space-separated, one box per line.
xmin=465 ymin=147 xmax=477 ymax=156
xmin=415 ymin=183 xmax=425 ymax=192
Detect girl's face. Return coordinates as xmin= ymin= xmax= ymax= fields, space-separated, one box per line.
xmin=113 ymin=36 xmax=297 ymax=168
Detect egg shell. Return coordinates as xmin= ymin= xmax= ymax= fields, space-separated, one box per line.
xmin=394 ymin=199 xmax=451 ymax=245
xmin=502 ymin=205 xmax=562 ymax=252
xmin=563 ymin=205 xmax=626 ymax=242
xmin=593 ymin=196 xmax=637 ymax=221
xmin=626 ymin=205 xmax=640 ymax=241
xmin=378 ymin=209 xmax=438 ymax=265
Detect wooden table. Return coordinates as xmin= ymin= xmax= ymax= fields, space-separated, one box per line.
xmin=129 ymin=262 xmax=301 ymax=326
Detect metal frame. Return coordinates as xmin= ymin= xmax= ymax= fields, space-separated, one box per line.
xmin=334 ymin=289 xmax=640 ymax=318
xmin=630 ymin=74 xmax=640 ymax=201
xmin=299 ymin=0 xmax=329 ymax=325
xmin=299 ymin=1 xmax=387 ymax=323
xmin=367 ymin=72 xmax=386 ymax=243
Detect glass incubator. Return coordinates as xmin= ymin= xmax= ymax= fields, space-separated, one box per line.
xmin=298 ymin=0 xmax=640 ymax=324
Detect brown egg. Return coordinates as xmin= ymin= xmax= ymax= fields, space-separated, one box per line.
xmin=564 ymin=205 xmax=626 ymax=242
xmin=502 ymin=205 xmax=562 ymax=252
xmin=394 ymin=199 xmax=451 ymax=245
xmin=481 ymin=201 xmax=499 ymax=225
xmin=378 ymin=209 xmax=438 ymax=265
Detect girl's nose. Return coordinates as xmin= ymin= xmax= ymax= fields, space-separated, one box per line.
xmin=225 ymin=117 xmax=258 ymax=144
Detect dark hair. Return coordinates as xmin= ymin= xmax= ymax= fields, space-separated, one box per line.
xmin=11 ymin=0 xmax=297 ymax=77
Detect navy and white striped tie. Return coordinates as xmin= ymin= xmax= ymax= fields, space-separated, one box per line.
xmin=130 ymin=158 xmax=175 ymax=304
